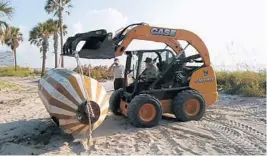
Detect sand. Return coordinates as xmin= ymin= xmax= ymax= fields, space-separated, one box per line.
xmin=0 ymin=77 xmax=266 ymax=155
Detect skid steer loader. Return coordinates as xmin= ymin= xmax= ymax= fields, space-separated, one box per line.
xmin=62 ymin=22 xmax=218 ymax=128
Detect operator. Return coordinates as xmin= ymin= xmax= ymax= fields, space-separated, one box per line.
xmin=140 ymin=57 xmax=159 ymax=82
xmin=108 ymin=58 xmax=125 ymax=90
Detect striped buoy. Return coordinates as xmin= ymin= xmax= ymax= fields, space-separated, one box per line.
xmin=38 ymin=68 xmax=110 ymax=135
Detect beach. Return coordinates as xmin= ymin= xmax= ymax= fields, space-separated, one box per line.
xmin=0 ymin=77 xmax=266 ymax=155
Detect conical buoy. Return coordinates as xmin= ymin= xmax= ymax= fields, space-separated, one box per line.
xmin=38 ymin=68 xmax=110 ymax=135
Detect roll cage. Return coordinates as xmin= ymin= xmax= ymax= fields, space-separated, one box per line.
xmin=122 ymin=49 xmax=204 ymax=102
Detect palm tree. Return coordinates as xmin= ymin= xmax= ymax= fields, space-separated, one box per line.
xmin=0 ymin=0 xmax=14 ymax=43
xmin=3 ymin=26 xmax=23 ymax=70
xmin=29 ymin=22 xmax=53 ymax=77
xmin=46 ymin=18 xmax=67 ymax=68
xmin=44 ymin=0 xmax=72 ymax=67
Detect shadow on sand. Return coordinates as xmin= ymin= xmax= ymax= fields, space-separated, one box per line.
xmin=0 ymin=118 xmax=76 ymax=155
xmin=0 ymin=114 xmax=176 ymax=155
xmin=90 ymin=113 xmax=176 ymax=138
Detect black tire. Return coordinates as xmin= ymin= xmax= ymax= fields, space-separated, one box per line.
xmin=109 ymin=88 xmax=123 ymax=115
xmin=128 ymin=94 xmax=162 ymax=128
xmin=172 ymin=89 xmax=206 ymax=122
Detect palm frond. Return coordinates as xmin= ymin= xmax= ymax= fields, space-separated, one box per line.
xmin=67 ymin=4 xmax=73 ymax=8
xmin=29 ymin=21 xmax=55 ymax=54
xmin=65 ymin=11 xmax=70 ymax=15
xmin=44 ymin=0 xmax=57 ymax=14
xmin=44 ymin=0 xmax=73 ymax=17
xmin=0 ymin=0 xmax=14 ymax=19
xmin=1 ymin=26 xmax=23 ymax=49
xmin=0 ymin=20 xmax=8 ymax=28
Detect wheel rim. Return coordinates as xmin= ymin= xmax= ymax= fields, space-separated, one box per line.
xmin=185 ymin=99 xmax=200 ymax=116
xmin=139 ymin=103 xmax=156 ymax=122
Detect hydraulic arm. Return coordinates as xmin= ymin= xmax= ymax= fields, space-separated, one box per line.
xmin=62 ymin=23 xmax=210 ymax=66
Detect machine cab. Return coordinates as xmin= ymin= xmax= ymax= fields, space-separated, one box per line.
xmin=123 ymin=49 xmax=177 ymax=96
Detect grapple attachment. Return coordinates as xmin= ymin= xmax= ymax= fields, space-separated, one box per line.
xmin=62 ymin=29 xmax=116 ymax=59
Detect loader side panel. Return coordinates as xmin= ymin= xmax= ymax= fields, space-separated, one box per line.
xmin=189 ymin=66 xmax=218 ymax=106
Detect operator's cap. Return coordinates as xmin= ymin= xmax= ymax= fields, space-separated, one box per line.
xmin=144 ymin=57 xmax=153 ymax=63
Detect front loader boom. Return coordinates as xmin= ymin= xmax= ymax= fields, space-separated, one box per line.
xmin=62 ymin=23 xmax=210 ymax=66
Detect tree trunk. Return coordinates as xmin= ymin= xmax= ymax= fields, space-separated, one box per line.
xmin=59 ymin=0 xmax=64 ymax=68
xmin=41 ymin=39 xmax=49 ymax=77
xmin=54 ymin=32 xmax=58 ymax=68
xmin=13 ymin=48 xmax=17 ymax=71
xmin=41 ymin=50 xmax=46 ymax=77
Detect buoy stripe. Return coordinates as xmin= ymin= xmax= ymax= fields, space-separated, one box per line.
xmin=46 ymin=71 xmax=82 ymax=105
xmin=92 ymin=122 xmax=101 ymax=130
xmin=70 ymin=125 xmax=87 ymax=135
xmin=50 ymin=105 xmax=76 ymax=116
xmin=39 ymin=79 xmax=78 ymax=110
xmin=60 ymin=122 xmax=81 ymax=129
xmin=100 ymin=94 xmax=110 ymax=107
xmin=38 ymin=90 xmax=50 ymax=111
xmin=45 ymin=76 xmax=80 ymax=106
xmin=90 ymin=78 xmax=97 ymax=101
xmin=92 ymin=107 xmax=109 ymax=130
xmin=62 ymin=69 xmax=87 ymax=99
xmin=101 ymin=106 xmax=109 ymax=114
xmin=68 ymin=123 xmax=84 ymax=131
xmin=84 ymin=77 xmax=92 ymax=101
xmin=46 ymin=68 xmax=56 ymax=75
xmin=38 ymin=73 xmax=50 ymax=91
xmin=40 ymin=73 xmax=49 ymax=84
xmin=39 ymin=83 xmax=77 ymax=117
xmin=97 ymin=86 xmax=106 ymax=104
xmin=56 ymin=69 xmax=85 ymax=101
xmin=95 ymin=81 xmax=103 ymax=104
xmin=41 ymin=88 xmax=77 ymax=113
xmin=79 ymin=125 xmax=90 ymax=134
xmin=99 ymin=110 xmax=109 ymax=122
xmin=93 ymin=116 xmax=107 ymax=130
xmin=59 ymin=119 xmax=79 ymax=125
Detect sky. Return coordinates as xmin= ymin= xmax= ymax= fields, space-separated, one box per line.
xmin=0 ymin=0 xmax=266 ymax=70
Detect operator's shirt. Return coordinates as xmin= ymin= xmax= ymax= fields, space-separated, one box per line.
xmin=113 ymin=65 xmax=125 ymax=79
xmin=142 ymin=65 xmax=158 ymax=80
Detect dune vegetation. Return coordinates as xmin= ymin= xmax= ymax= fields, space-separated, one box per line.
xmin=0 ymin=65 xmax=266 ymax=97
xmin=216 ymin=69 xmax=266 ymax=97
xmin=75 ymin=65 xmax=266 ymax=97
xmin=0 ymin=66 xmax=41 ymax=77
xmin=0 ymin=79 xmax=22 ymax=91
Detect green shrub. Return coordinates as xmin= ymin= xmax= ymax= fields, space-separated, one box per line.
xmin=0 ymin=66 xmax=41 ymax=77
xmin=216 ymin=69 xmax=266 ymax=97
xmin=73 ymin=65 xmax=113 ymax=81
xmin=0 ymin=80 xmax=22 ymax=91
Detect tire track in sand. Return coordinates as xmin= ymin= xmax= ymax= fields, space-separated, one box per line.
xmin=206 ymin=114 xmax=266 ymax=145
xmin=205 ymin=120 xmax=251 ymax=155
xmin=204 ymin=119 xmax=266 ymax=155
xmin=166 ymin=121 xmax=231 ymax=155
xmin=138 ymin=127 xmax=183 ymax=155
xmin=226 ymin=120 xmax=266 ymax=141
xmin=219 ymin=106 xmax=260 ymax=114
xmin=158 ymin=126 xmax=192 ymax=155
